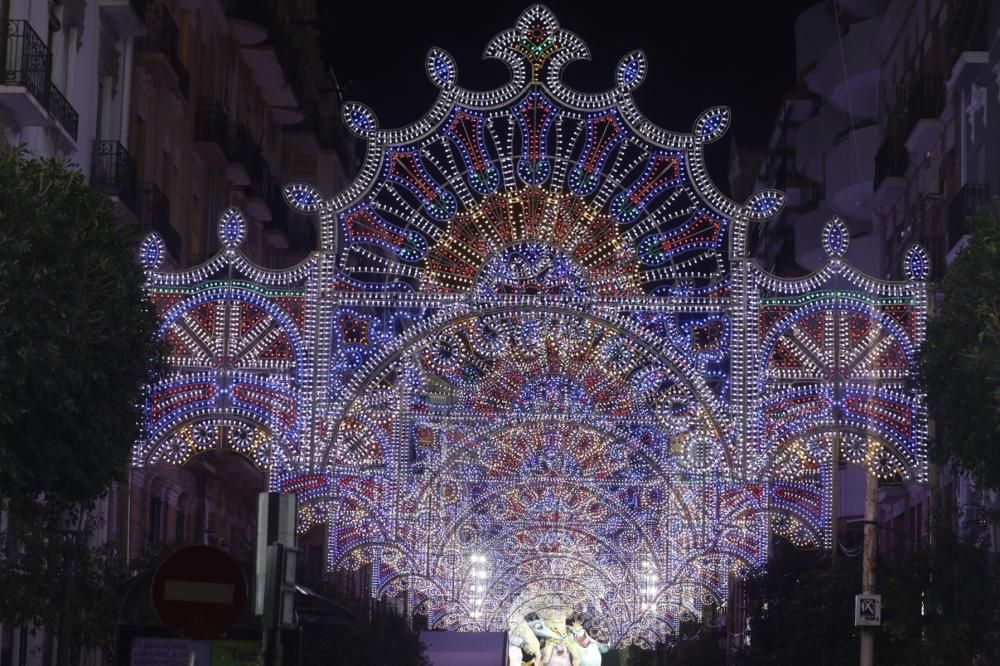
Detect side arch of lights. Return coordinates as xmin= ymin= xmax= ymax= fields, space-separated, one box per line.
xmin=135 ymin=6 xmax=927 ymax=646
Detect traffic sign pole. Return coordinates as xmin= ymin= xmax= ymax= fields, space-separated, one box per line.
xmin=261 ymin=543 xmax=298 ymax=666
xmin=256 ymin=493 xmax=297 ymax=615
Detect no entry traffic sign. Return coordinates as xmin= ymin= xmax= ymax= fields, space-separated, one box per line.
xmin=151 ymin=545 xmax=249 ymax=640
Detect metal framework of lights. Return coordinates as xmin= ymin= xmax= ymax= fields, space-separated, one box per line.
xmin=133 ymin=5 xmax=927 ymax=649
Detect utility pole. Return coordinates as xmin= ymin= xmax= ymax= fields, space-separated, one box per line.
xmin=859 ymin=469 xmax=878 ymax=666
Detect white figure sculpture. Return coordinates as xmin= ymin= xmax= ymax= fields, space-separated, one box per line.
xmin=528 ymin=614 xmax=576 ymax=666
xmin=568 ymin=621 xmax=609 ymax=666
xmin=509 ymin=616 xmax=542 ymax=666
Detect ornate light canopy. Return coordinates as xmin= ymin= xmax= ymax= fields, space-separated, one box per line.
xmin=135 ymin=6 xmax=926 ymax=648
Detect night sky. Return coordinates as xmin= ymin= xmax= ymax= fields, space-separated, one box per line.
xmin=317 ymin=0 xmax=818 ymax=191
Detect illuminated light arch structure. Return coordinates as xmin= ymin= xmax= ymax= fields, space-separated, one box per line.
xmin=135 ymin=6 xmax=927 ymax=648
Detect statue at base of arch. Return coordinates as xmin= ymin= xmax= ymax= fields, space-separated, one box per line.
xmin=568 ymin=621 xmax=609 ymax=666
xmin=508 ymin=617 xmax=541 ymax=666
xmin=523 ymin=612 xmax=601 ymax=666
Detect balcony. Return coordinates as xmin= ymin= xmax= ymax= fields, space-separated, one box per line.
xmin=48 ymin=81 xmax=78 ymax=142
xmin=904 ymin=77 xmax=945 ymax=158
xmin=140 ymin=2 xmax=189 ymax=98
xmin=224 ymin=0 xmax=269 ymax=45
xmin=0 ymin=19 xmax=52 ymax=127
xmin=222 ymin=122 xmax=259 ymax=186
xmin=263 ymin=179 xmax=317 ymax=254
xmin=804 ymin=16 xmax=881 ymax=120
xmin=264 ymin=28 xmax=304 ymax=122
xmin=285 ymin=210 xmax=316 ymax=254
xmin=245 ymin=165 xmax=275 ymax=223
xmin=225 ymin=0 xmax=304 ymax=122
xmin=314 ymin=113 xmax=344 ymax=152
xmin=794 ymin=204 xmax=837 ymax=272
xmin=873 ymin=136 xmax=907 ymax=212
xmin=139 ymin=182 xmax=180 ymax=263
xmin=267 ymin=181 xmax=288 ymax=234
xmin=194 ymin=98 xmax=229 ymax=164
xmin=92 ymin=140 xmax=138 ymax=215
xmin=795 ymin=104 xmax=849 ymax=183
xmin=947 ymin=183 xmax=990 ymax=257
xmin=268 ymin=187 xmax=317 ymax=258
xmin=794 ymin=4 xmax=836 ymax=79
xmin=1 ymin=20 xmax=79 ymax=143
xmin=239 ymin=43 xmax=302 ymax=119
xmin=295 ymin=101 xmax=355 ymax=170
xmin=824 ymin=123 xmax=878 ymax=219
xmin=98 ymin=0 xmax=147 ymax=38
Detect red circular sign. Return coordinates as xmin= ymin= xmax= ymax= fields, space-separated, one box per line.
xmin=150 ymin=545 xmax=248 ymax=640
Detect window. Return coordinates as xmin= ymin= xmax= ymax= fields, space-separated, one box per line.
xmin=161 ymin=151 xmax=172 ymax=199
xmin=205 ymin=170 xmax=220 ymax=257
xmin=175 ymin=507 xmax=186 ymax=543
xmin=148 ymin=496 xmax=163 ymax=547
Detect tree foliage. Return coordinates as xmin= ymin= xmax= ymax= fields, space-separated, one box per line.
xmin=0 ymin=147 xmax=160 ymax=642
xmin=739 ymin=543 xmax=860 ymax=666
xmin=0 ymin=146 xmax=160 ymax=506
xmin=662 ymin=625 xmax=724 ymax=665
xmin=877 ymin=518 xmax=1000 ymax=665
xmin=737 ymin=518 xmax=1000 ymax=666
xmin=923 ymin=203 xmax=1000 ymax=487
xmin=299 ymin=585 xmax=428 ymax=666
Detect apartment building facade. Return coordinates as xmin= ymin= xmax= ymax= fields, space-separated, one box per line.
xmin=723 ymin=0 xmax=999 ymax=654
xmin=735 ymin=0 xmax=998 ymax=551
xmin=1 ymin=1 xmax=355 ymax=664
xmin=122 ymin=0 xmax=356 ymax=592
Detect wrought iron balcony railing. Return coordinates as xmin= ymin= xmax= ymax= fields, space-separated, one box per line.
xmin=249 ymin=161 xmax=275 ymax=201
xmin=2 ymin=19 xmax=51 ymax=106
xmin=267 ymin=180 xmax=288 ymax=235
xmin=222 ymin=121 xmax=255 ymax=165
xmin=92 ymin=140 xmax=138 ymax=213
xmin=141 ymin=3 xmax=189 ymax=98
xmin=905 ymin=76 xmax=945 ymax=136
xmin=139 ymin=182 xmax=180 ymax=262
xmin=300 ymin=101 xmax=355 ymax=170
xmin=48 ymin=80 xmax=78 ymax=140
xmin=2 ymin=20 xmax=79 ymax=140
xmin=223 ymin=122 xmax=267 ymax=183
xmin=873 ymin=135 xmax=909 ymax=192
xmin=286 ymin=213 xmax=316 ymax=253
xmin=194 ymin=98 xmax=229 ymax=147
